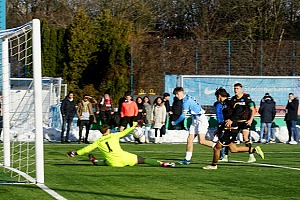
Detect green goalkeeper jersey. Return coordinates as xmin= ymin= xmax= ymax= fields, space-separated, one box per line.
xmin=77 ymin=125 xmax=137 ymax=166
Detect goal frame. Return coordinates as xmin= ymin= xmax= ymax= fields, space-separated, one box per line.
xmin=1 ymin=19 xmax=44 ymax=184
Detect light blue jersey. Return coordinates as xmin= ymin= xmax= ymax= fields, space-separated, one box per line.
xmin=173 ymin=95 xmax=204 ymax=125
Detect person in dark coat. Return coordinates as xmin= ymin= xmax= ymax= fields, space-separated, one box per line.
xmin=284 ymin=93 xmax=299 ymax=144
xmin=170 ymin=96 xmax=184 ymax=130
xmin=60 ymin=91 xmax=77 ymax=143
xmin=258 ymin=96 xmax=276 ymax=143
xmin=163 ymin=93 xmax=171 ymax=113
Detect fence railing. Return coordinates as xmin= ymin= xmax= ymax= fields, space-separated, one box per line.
xmin=131 ymin=38 xmax=300 ymax=94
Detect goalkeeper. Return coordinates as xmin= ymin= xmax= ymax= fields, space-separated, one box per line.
xmin=67 ymin=122 xmax=175 ymax=168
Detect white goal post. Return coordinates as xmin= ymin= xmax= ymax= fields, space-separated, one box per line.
xmin=0 ymin=19 xmax=44 ymax=184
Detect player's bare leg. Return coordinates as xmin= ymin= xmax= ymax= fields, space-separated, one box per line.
xmin=198 ymin=133 xmax=214 ymax=147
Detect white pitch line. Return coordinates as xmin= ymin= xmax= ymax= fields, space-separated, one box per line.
xmin=231 ymin=160 xmax=300 ymax=171
xmin=37 ymin=183 xmax=67 ymax=200
xmin=0 ymin=164 xmax=67 ymax=200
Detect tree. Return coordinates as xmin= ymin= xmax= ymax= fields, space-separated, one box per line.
xmin=63 ymin=7 xmax=97 ymax=90
xmin=94 ymin=10 xmax=133 ymax=105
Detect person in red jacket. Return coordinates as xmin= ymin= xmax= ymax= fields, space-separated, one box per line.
xmin=119 ymin=93 xmax=138 ymax=131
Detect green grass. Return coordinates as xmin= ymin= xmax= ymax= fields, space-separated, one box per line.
xmin=1 ymin=143 xmax=300 ymax=200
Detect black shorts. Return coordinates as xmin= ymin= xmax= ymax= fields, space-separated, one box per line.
xmin=219 ymin=128 xmax=238 ymax=146
xmin=237 ymin=121 xmax=250 ymax=132
xmin=120 ymin=116 xmax=135 ymax=127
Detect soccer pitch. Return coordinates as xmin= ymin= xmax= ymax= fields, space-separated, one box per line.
xmin=1 ymin=143 xmax=300 ymax=200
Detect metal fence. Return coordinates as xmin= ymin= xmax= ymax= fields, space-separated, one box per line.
xmin=131 ymin=37 xmax=300 ymax=95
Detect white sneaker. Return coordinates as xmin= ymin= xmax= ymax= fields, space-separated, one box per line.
xmin=247 ymin=156 xmax=256 ymax=163
xmin=289 ymin=141 xmax=298 ymax=145
xmin=219 ymin=156 xmax=229 ymax=162
xmin=203 ymin=165 xmax=217 ymax=170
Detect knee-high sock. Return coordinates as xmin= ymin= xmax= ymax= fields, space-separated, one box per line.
xmin=144 ymin=158 xmax=162 ymax=166
xmin=245 ymin=141 xmax=252 ymax=154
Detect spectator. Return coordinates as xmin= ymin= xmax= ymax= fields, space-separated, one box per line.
xmin=118 ymin=91 xmax=131 ymax=113
xmin=152 ymin=97 xmax=166 ymax=144
xmin=170 ymin=96 xmax=184 ymax=130
xmin=60 ymin=91 xmax=76 ymax=143
xmin=97 ymin=92 xmax=114 ymax=127
xmin=284 ymin=93 xmax=299 ymax=144
xmin=258 ymin=95 xmax=276 ymax=143
xmin=163 ymin=93 xmax=171 ymax=113
xmin=143 ymin=96 xmax=152 ymax=143
xmin=119 ymin=93 xmax=138 ymax=132
xmin=136 ymin=97 xmax=146 ymax=121
xmin=77 ymin=94 xmax=97 ymax=144
xmin=260 ymin=93 xmax=274 ymax=106
xmin=134 ymin=96 xmax=146 ymax=144
xmin=115 ymin=91 xmax=131 ymax=128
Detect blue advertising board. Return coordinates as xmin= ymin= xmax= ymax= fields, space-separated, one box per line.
xmin=165 ymin=75 xmax=300 ymax=106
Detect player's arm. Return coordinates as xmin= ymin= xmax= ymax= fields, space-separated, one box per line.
xmin=226 ymin=102 xmax=243 ymax=127
xmin=215 ymin=103 xmax=223 ymax=123
xmin=172 ymin=109 xmax=187 ymax=125
xmin=246 ymin=101 xmax=256 ymax=126
xmin=116 ymin=122 xmax=138 ymax=138
xmin=68 ymin=141 xmax=99 ymax=157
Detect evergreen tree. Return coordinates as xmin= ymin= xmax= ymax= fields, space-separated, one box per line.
xmin=63 ymin=7 xmax=97 ymax=90
xmin=94 ymin=10 xmax=133 ymax=105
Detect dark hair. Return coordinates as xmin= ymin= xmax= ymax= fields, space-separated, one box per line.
xmin=173 ymin=87 xmax=184 ymax=95
xmin=124 ymin=91 xmax=131 ymax=97
xmin=136 ymin=96 xmax=143 ymax=102
xmin=154 ymin=97 xmax=163 ymax=105
xmin=289 ymin=93 xmax=294 ymax=96
xmin=142 ymin=96 xmax=151 ymax=105
xmin=163 ymin=92 xmax=170 ymax=97
xmin=215 ymin=88 xmax=230 ymax=97
xmin=99 ymin=124 xmax=110 ymax=134
xmin=234 ymin=83 xmax=242 ymax=88
xmin=83 ymin=94 xmax=89 ymax=97
xmin=68 ymin=91 xmax=74 ymax=95
xmin=124 ymin=91 xmax=131 ymax=96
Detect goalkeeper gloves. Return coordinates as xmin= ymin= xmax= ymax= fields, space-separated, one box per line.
xmin=67 ymin=151 xmax=78 ymax=157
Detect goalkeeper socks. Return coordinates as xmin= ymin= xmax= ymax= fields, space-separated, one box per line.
xmin=144 ymin=158 xmax=162 ymax=166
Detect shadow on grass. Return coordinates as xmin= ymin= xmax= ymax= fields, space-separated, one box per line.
xmin=54 ymin=163 xmax=92 ymax=166
xmin=5 ymin=184 xmax=166 ymax=200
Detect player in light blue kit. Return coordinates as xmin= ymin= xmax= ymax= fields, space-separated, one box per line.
xmin=171 ymin=87 xmax=214 ymax=165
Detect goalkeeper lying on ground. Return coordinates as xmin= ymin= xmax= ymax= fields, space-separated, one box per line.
xmin=67 ymin=122 xmax=175 ymax=168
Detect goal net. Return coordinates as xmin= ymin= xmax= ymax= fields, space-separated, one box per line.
xmin=0 ymin=19 xmax=44 ymax=184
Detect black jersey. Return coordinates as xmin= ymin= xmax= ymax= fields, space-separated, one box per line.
xmin=231 ymin=94 xmax=254 ymax=121
xmin=222 ymin=98 xmax=234 ymax=120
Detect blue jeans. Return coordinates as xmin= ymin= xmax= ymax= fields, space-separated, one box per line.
xmin=260 ymin=122 xmax=272 ymax=142
xmin=286 ymin=120 xmax=299 ymax=142
xmin=61 ymin=117 xmax=74 ymax=141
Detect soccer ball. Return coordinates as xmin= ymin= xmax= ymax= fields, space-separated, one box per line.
xmin=133 ymin=127 xmax=144 ymax=139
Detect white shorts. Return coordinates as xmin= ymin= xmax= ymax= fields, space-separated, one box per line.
xmin=189 ymin=114 xmax=209 ymax=135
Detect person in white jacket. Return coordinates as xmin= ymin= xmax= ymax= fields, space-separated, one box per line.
xmin=151 ymin=97 xmax=166 ymax=144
